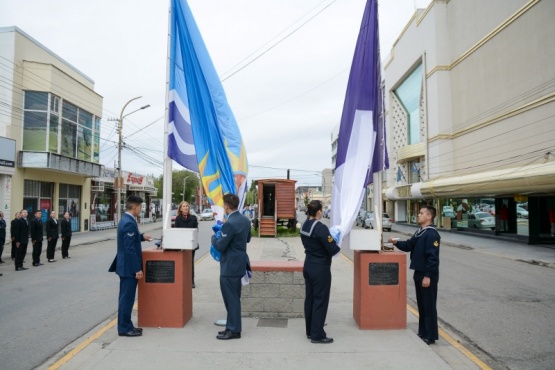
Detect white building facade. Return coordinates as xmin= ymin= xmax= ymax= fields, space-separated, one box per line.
xmin=383 ymin=0 xmax=555 ymax=244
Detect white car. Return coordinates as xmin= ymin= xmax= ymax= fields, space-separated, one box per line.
xmin=516 ymin=206 xmax=528 ymax=219
xmin=364 ymin=212 xmax=393 ymax=232
xmin=200 ymin=208 xmax=215 ymax=221
xmin=468 ymin=212 xmax=495 ymax=230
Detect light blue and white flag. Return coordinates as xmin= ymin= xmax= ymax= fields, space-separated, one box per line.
xmin=167 ymin=0 xmax=248 ymax=219
xmin=331 ymin=0 xmax=389 ymax=244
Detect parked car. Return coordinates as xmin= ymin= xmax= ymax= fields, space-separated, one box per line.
xmin=200 ymin=208 xmax=215 ymax=221
xmin=364 ymin=212 xmax=393 ymax=232
xmin=468 ymin=212 xmax=495 ymax=230
xmin=355 ymin=210 xmax=369 ymax=227
xmin=516 ymin=206 xmax=528 ymax=219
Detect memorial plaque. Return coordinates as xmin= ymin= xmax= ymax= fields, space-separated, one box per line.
xmin=145 ymin=260 xmax=175 ymax=283
xmin=369 ymin=262 xmax=399 ymax=285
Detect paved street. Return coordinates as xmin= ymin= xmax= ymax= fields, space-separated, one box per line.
xmin=0 ymin=221 xmax=212 ymax=370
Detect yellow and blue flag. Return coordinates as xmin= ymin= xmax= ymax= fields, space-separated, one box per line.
xmin=167 ymin=0 xmax=248 ymax=219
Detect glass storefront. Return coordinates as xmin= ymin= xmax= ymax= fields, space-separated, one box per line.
xmin=59 ymin=183 xmax=81 ymax=232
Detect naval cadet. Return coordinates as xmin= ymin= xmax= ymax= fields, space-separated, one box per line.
xmin=389 ymin=205 xmax=440 ymax=344
xmin=300 ymin=200 xmax=341 ymax=344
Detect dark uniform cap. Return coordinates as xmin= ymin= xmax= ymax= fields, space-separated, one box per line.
xmin=127 ymin=195 xmax=143 ymax=204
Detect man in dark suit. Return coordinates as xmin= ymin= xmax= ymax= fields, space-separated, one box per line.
xmin=45 ymin=211 xmax=58 ymax=262
xmin=109 ymin=195 xmax=152 ymax=337
xmin=30 ymin=210 xmax=44 ymax=266
xmin=61 ymin=212 xmax=72 ymax=259
xmin=0 ymin=211 xmax=6 ymax=264
xmin=10 ymin=212 xmax=20 ymax=260
xmin=211 ymin=194 xmax=252 ymax=340
xmin=13 ymin=209 xmax=29 ymax=271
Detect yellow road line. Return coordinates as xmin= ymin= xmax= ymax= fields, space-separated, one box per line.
xmin=48 ymin=318 xmax=117 ymax=370
xmin=340 ymin=252 xmax=492 ymax=370
xmin=49 ymin=253 xmax=209 ymax=369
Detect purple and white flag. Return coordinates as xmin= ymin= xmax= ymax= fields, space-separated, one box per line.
xmin=331 ymin=0 xmax=389 ymax=244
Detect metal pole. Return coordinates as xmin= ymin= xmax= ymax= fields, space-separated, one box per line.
xmin=117 ymin=96 xmax=143 ymax=224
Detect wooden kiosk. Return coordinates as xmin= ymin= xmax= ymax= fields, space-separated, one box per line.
xmin=256 ymin=179 xmax=297 ymax=237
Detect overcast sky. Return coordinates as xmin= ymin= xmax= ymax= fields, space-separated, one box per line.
xmin=0 ymin=0 xmax=431 ymax=187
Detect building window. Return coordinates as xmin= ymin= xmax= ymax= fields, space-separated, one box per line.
xmin=408 ymin=161 xmax=421 ymax=183
xmin=23 ymin=180 xmax=54 ymax=214
xmin=22 ymin=91 xmax=100 ymax=164
xmin=394 ymin=64 xmax=423 ymax=145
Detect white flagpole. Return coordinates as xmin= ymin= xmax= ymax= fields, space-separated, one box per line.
xmin=162 ymin=1 xmax=173 ymax=224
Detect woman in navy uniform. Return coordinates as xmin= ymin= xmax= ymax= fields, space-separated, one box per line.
xmin=301 ymin=200 xmax=341 ymax=344
xmin=174 ymin=201 xmax=199 ymax=288
xmin=389 ymin=205 xmax=440 ymax=345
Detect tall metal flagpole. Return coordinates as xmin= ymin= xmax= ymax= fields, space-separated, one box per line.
xmin=162 ymin=2 xmax=173 ymax=226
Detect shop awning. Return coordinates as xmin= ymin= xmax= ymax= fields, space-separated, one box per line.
xmin=386 ymin=160 xmax=555 ymax=200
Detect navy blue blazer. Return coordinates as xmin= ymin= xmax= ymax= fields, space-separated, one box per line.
xmin=211 ymin=211 xmax=251 ymax=277
xmin=109 ymin=213 xmax=144 ymax=277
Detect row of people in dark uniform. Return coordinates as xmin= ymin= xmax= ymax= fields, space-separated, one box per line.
xmin=0 ymin=210 xmax=73 ymax=273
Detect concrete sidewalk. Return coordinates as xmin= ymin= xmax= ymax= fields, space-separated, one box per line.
xmin=40 ymin=235 xmax=479 ymax=370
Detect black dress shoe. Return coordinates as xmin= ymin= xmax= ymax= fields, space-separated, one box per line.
xmin=218 ymin=329 xmax=227 ymax=335
xmin=119 ymin=329 xmax=142 ymax=337
xmin=48 ymin=259 xmax=56 ymax=262
xmin=311 ymin=337 xmax=334 ymax=344
xmin=133 ymin=327 xmax=143 ymax=333
xmin=63 ymin=256 xmax=71 ymax=259
xmin=216 ymin=330 xmax=241 ymax=340
xmin=422 ymin=338 xmax=436 ymax=345
xmin=16 ymin=267 xmax=29 ymax=271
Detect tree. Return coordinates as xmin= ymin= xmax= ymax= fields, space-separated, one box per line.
xmin=153 ymin=171 xmax=199 ymax=208
xmin=246 ymin=180 xmax=257 ymax=205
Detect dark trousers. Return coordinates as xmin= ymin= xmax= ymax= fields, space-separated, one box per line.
xmin=413 ymin=271 xmax=439 ymax=341
xmin=0 ymin=238 xmax=4 ymax=261
xmin=47 ymin=238 xmax=58 ymax=260
xmin=11 ymin=239 xmax=17 ymax=259
xmin=15 ymin=243 xmax=28 ymax=269
xmin=32 ymin=241 xmax=43 ymax=264
xmin=62 ymin=237 xmax=71 ymax=258
xmin=118 ymin=276 xmax=138 ymax=334
xmin=220 ymin=275 xmax=243 ymax=333
xmin=303 ymin=263 xmax=332 ymax=340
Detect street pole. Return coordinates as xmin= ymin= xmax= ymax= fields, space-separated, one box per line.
xmin=116 ymin=96 xmax=150 ymax=224
xmin=182 ymin=177 xmax=187 ymax=202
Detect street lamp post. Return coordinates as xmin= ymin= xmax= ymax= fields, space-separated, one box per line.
xmin=182 ymin=177 xmax=187 ymax=202
xmin=116 ymin=96 xmax=150 ymax=223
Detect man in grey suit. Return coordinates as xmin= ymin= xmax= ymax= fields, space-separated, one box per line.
xmin=211 ymin=194 xmax=251 ymax=340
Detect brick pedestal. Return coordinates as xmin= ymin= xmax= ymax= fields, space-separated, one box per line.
xmin=138 ymin=247 xmax=193 ymax=328
xmin=353 ymin=251 xmax=406 ymax=330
